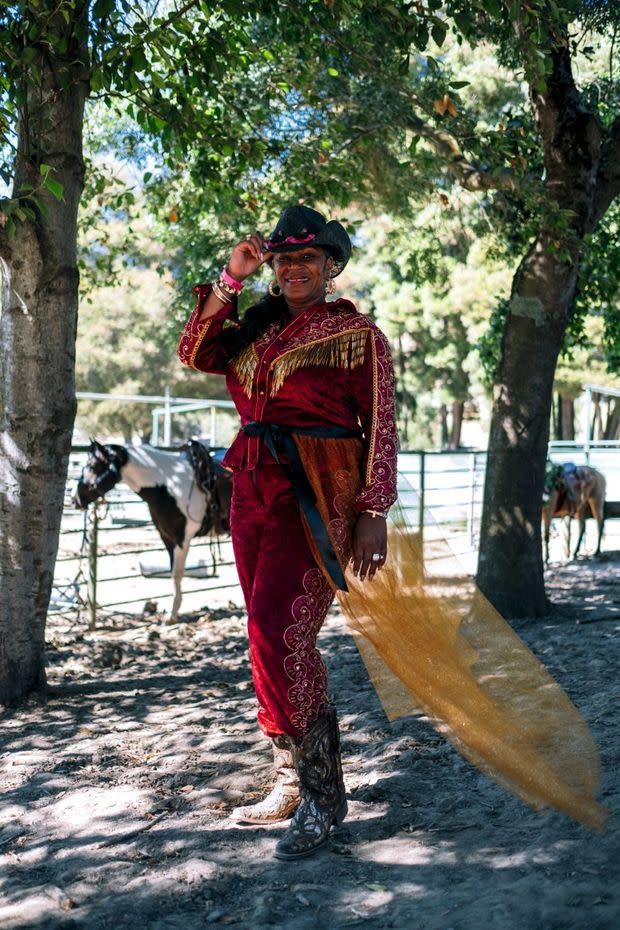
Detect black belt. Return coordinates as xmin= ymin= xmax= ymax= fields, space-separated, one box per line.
xmin=242 ymin=422 xmax=362 ymax=591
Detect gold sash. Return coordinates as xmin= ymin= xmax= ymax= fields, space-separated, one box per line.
xmin=294 ymin=435 xmax=606 ymax=831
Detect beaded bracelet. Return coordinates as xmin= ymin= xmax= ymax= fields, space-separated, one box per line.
xmin=211 ymin=273 xmax=240 ymax=303
xmin=220 ymin=266 xmax=245 ymax=292
xmin=216 ymin=277 xmax=237 ymax=296
xmin=211 ymin=280 xmax=233 ymax=304
xmin=362 ymin=509 xmax=387 ymax=519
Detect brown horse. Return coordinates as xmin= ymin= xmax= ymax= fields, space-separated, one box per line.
xmin=542 ymin=463 xmax=606 ymax=563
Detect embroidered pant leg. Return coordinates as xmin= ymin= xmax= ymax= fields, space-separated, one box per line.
xmin=230 ymin=465 xmax=334 ymax=740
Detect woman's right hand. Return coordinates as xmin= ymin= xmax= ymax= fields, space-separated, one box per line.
xmin=227 ymin=233 xmax=272 ymax=281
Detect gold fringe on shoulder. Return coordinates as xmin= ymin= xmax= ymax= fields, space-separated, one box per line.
xmin=269 ymin=330 xmax=368 ymax=396
xmin=229 ymin=329 xmax=370 ymax=398
xmin=230 ymin=344 xmax=259 ymax=398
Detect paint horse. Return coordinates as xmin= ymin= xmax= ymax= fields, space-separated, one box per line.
xmin=542 ymin=461 xmax=606 ymax=563
xmin=74 ymin=440 xmax=232 ymax=620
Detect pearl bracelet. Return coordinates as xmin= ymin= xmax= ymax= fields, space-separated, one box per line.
xmin=362 ymin=509 xmax=387 ymax=519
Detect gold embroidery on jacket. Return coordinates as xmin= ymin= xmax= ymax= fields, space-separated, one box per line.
xmin=230 ymin=343 xmax=259 ymax=397
xmin=188 ymin=319 xmax=212 ymax=369
xmin=365 ymin=330 xmax=379 ymax=486
xmin=268 ymin=329 xmax=369 ymax=397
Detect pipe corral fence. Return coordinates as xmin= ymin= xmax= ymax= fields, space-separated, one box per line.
xmin=53 ymin=440 xmax=620 ymax=624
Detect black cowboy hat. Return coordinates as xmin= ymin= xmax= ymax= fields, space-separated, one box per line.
xmin=265 ymin=205 xmax=352 ymax=277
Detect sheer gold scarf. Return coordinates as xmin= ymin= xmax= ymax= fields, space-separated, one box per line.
xmin=294 ymin=435 xmax=606 ymax=831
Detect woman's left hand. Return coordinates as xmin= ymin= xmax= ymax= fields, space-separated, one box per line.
xmin=351 ymin=513 xmax=387 ymax=581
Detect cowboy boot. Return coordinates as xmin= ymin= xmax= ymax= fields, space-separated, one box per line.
xmin=231 ymin=736 xmax=300 ymax=824
xmin=274 ymin=704 xmax=347 ymax=860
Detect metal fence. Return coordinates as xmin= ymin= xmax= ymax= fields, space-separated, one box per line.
xmin=52 ymin=442 xmax=620 ymax=621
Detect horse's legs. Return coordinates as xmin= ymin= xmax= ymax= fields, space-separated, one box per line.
xmin=565 ymin=516 xmax=573 ymax=560
xmin=169 ymin=531 xmax=193 ymax=622
xmin=573 ymin=512 xmax=586 ymax=558
xmin=588 ymin=496 xmax=605 ymax=556
xmin=596 ymin=519 xmax=605 ymax=556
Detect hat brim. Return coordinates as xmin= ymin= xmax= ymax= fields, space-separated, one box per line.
xmin=266 ymin=220 xmax=352 ymax=277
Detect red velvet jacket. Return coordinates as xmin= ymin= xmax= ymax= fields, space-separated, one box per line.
xmin=177 ymin=286 xmax=398 ymax=515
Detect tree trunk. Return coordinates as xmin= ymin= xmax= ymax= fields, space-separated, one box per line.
xmin=477 ymin=248 xmax=574 ymax=616
xmin=439 ymin=403 xmax=449 ymax=449
xmin=0 ymin=6 xmax=89 ymax=705
xmin=591 ymin=392 xmax=603 ymax=440
xmin=449 ymin=400 xmax=464 ymax=449
xmin=559 ymin=394 xmax=575 ymax=440
xmin=603 ymin=398 xmax=619 ymax=440
xmin=396 ymin=332 xmax=412 ymax=446
xmin=477 ymin=43 xmax=608 ymax=618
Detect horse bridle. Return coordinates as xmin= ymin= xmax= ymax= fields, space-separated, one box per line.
xmin=92 ymin=462 xmax=122 ymax=497
xmin=81 ymin=456 xmax=122 ymax=501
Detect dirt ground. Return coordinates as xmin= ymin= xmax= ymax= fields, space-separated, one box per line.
xmin=1 ymin=556 xmax=619 ymax=930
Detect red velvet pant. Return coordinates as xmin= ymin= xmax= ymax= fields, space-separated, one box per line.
xmin=230 ymin=465 xmax=334 ymax=739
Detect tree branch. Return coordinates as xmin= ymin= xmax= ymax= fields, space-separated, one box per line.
xmin=529 ymin=46 xmax=592 ymax=165
xmin=404 ymin=113 xmax=526 ymax=194
xmin=590 ymin=114 xmax=620 ymax=229
xmin=525 ymin=41 xmax=604 ymax=242
xmin=134 ymin=0 xmax=198 ymax=45
xmin=303 ymin=5 xmax=528 ymax=196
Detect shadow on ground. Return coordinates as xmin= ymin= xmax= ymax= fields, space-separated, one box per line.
xmin=1 ymin=563 xmax=618 ymax=929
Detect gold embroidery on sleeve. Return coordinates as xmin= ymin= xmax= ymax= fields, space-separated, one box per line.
xmin=365 ymin=331 xmax=379 ymax=486
xmin=188 ymin=319 xmax=212 ymax=369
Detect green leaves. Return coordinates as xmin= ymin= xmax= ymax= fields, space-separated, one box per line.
xmin=0 ymin=193 xmax=38 ymax=238
xmin=93 ymin=0 xmax=116 ymax=19
xmin=45 ymin=177 xmax=64 ymax=201
xmin=452 ymin=11 xmax=473 ymax=38
xmin=413 ymin=23 xmax=429 ymax=50
xmin=1 ymin=0 xmax=615 ymax=388
xmin=21 ymin=46 xmax=38 ymax=65
xmin=40 ymin=163 xmax=64 ymax=201
xmin=431 ymin=19 xmax=447 ymax=47
xmin=483 ymin=0 xmax=502 ymax=15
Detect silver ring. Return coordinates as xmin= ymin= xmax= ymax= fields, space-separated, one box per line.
xmin=371 ymin=553 xmax=383 ymax=562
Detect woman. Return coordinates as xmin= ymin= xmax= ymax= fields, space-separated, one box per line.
xmin=178 ymin=205 xmax=398 ymax=860
xmin=179 ymin=205 xmax=606 ymax=855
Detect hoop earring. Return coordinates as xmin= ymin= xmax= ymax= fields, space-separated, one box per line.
xmin=269 ymin=280 xmax=282 ymax=297
xmin=326 ymin=278 xmax=336 ymax=295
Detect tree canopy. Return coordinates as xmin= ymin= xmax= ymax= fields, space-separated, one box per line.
xmin=68 ymin=0 xmax=619 ymax=446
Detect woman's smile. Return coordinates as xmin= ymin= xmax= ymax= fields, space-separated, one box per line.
xmin=273 ymin=246 xmax=331 ymax=312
